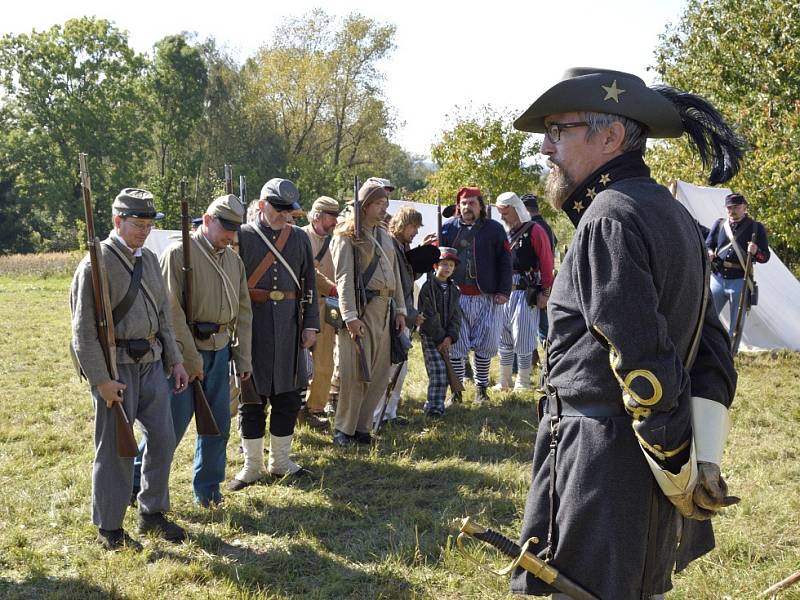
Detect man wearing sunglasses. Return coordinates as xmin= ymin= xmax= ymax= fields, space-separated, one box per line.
xmin=510 ymin=69 xmax=741 ymax=600
xmin=228 ymin=178 xmax=319 ymax=489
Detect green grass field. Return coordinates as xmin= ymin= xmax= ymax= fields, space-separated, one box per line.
xmin=0 ymin=255 xmax=798 ymax=599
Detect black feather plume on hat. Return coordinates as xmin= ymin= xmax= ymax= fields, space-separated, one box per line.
xmin=652 ymin=86 xmax=747 ymax=185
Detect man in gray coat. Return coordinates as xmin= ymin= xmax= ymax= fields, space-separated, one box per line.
xmin=70 ymin=189 xmax=189 ymax=550
xmin=228 ymin=178 xmax=319 ymax=489
xmin=510 ymin=69 xmax=742 ymax=599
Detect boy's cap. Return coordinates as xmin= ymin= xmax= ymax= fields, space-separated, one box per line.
xmin=437 ymin=246 xmax=460 ymax=265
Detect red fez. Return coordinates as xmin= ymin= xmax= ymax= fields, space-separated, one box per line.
xmin=456 ymin=186 xmax=481 ymax=201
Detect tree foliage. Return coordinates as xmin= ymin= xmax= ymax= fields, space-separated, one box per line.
xmin=146 ymin=34 xmax=208 ymax=227
xmin=649 ymin=0 xmax=800 ymax=264
xmin=421 ymin=108 xmax=542 ymax=206
xmin=0 ymin=12 xmax=448 ymax=253
xmin=0 ymin=17 xmax=149 ymax=250
xmin=248 ymin=10 xmax=399 ymax=201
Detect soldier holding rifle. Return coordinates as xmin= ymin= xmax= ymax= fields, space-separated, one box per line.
xmin=135 ymin=193 xmax=252 ymax=507
xmin=228 ymin=178 xmax=319 ymax=489
xmin=70 ymin=174 xmax=189 ymax=550
xmin=705 ymin=192 xmax=770 ymax=352
xmin=330 ymin=180 xmax=406 ymax=447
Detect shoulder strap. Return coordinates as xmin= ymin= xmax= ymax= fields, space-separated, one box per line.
xmin=314 ymin=235 xmax=332 ymax=263
xmin=106 ymin=242 xmax=159 ymax=315
xmin=111 ymin=256 xmax=142 ymax=326
xmin=251 ymin=224 xmax=300 ymax=290
xmin=193 ymin=237 xmax=236 ymax=318
xmin=361 ymin=228 xmax=384 ymax=287
xmin=247 ymin=224 xmax=292 ymax=288
xmin=509 ymin=221 xmax=535 ymax=246
xmin=685 ymin=225 xmax=711 ymax=372
xmin=722 ymin=219 xmax=748 ymax=269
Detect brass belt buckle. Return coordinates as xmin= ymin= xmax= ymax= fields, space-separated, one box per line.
xmin=268 ymin=290 xmax=285 ymax=301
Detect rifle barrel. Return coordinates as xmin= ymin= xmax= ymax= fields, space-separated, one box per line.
xmin=79 ymin=152 xmax=138 ymax=456
xmin=180 ymin=177 xmax=220 ymax=436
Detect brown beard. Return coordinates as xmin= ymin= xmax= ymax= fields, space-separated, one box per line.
xmin=544 ymin=163 xmax=575 ymax=210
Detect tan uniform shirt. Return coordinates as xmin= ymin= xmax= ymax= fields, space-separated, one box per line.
xmin=302 ymin=224 xmax=336 ymax=298
xmin=331 ymin=224 xmax=406 ymax=323
xmin=160 ymin=229 xmax=253 ymax=376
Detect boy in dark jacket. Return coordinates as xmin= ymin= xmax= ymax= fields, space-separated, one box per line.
xmin=418 ymin=247 xmax=463 ymax=417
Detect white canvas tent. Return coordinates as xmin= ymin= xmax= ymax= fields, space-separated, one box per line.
xmin=673 ymin=180 xmax=800 ymax=351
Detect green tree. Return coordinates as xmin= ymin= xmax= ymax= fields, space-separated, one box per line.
xmin=248 ymin=10 xmax=397 ymax=202
xmin=422 ymin=107 xmax=543 ymax=206
xmin=650 ymin=0 xmax=800 ymax=265
xmin=0 ymin=17 xmax=149 ymax=251
xmin=145 ymin=34 xmax=208 ymax=226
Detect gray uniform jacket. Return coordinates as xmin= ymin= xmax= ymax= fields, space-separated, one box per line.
xmin=512 ymin=166 xmax=736 ymax=599
xmin=238 ymin=219 xmax=319 ymax=396
xmin=70 ymin=233 xmax=181 ymax=386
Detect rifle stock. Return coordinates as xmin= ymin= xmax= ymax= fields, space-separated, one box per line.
xmin=79 ymin=152 xmax=138 ymax=458
xmin=373 ymin=362 xmax=404 ymax=433
xmin=180 ymin=179 xmax=221 ymax=436
xmin=441 ymin=350 xmax=464 ymax=393
xmin=352 ymin=175 xmax=371 ymax=382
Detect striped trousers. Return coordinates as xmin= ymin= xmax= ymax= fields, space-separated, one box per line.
xmin=452 ymin=293 xmax=501 ymax=388
xmin=499 ymin=280 xmax=540 ymax=368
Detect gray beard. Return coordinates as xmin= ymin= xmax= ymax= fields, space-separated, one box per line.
xmin=544 ymin=164 xmax=575 ymax=210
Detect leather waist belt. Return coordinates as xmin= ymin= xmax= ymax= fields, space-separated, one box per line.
xmin=541 ymin=385 xmax=626 ymax=418
xmin=512 ymin=283 xmax=529 ymax=291
xmin=366 ymin=288 xmax=391 ymax=299
xmin=115 ymin=335 xmax=156 ymax=346
xmin=249 ymin=289 xmax=298 ymax=303
xmin=459 ymin=284 xmax=481 ymax=296
xmin=722 ymin=260 xmax=743 ymax=269
xmin=115 ymin=335 xmax=156 ymax=362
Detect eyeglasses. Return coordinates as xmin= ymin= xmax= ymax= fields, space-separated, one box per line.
xmin=127 ymin=220 xmax=155 ymax=232
xmin=544 ymin=121 xmax=590 ymax=144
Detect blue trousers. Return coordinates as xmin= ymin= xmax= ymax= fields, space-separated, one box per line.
xmin=710 ymin=273 xmax=746 ymax=349
xmin=134 ymin=346 xmax=231 ymax=505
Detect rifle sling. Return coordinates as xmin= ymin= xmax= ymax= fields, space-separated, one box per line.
xmin=361 ymin=228 xmax=384 ymax=289
xmin=112 ymin=256 xmax=143 ymax=326
xmin=247 ymin=224 xmax=292 ymax=289
xmin=315 ymin=235 xmax=332 ymax=263
xmin=722 ymin=219 xmax=755 ymax=293
xmin=508 ymin=221 xmax=535 ymax=247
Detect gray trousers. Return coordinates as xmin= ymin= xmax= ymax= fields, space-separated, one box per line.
xmin=92 ymin=360 xmax=175 ymax=529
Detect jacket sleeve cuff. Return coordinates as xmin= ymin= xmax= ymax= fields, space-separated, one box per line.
xmin=640 ymin=439 xmax=698 ymax=498
xmin=691 ymin=396 xmax=731 ymax=466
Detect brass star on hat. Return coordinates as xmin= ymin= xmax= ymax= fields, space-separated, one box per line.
xmin=599 ymin=173 xmax=611 ymax=186
xmin=602 ymin=80 xmax=626 ymax=102
xmin=573 ymin=200 xmax=585 ymax=213
xmin=585 ymin=187 xmax=597 ymax=200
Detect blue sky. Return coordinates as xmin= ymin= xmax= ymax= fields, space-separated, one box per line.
xmin=5 ymin=0 xmax=688 ymax=156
